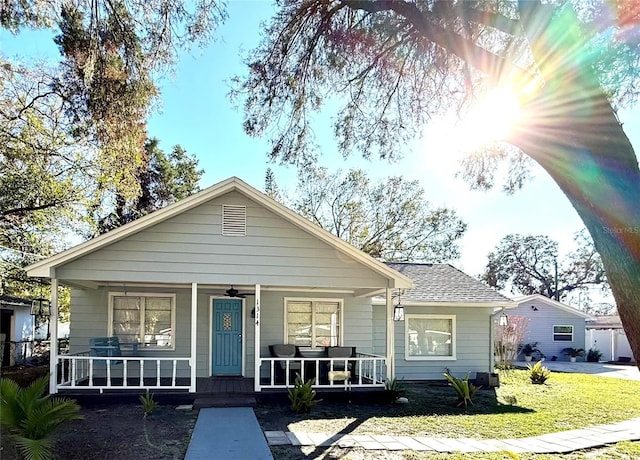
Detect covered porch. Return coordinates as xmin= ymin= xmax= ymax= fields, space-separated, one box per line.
xmin=46 ymin=282 xmax=404 ymax=394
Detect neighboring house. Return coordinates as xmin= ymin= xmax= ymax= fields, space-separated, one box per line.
xmin=374 ymin=263 xmax=516 ymax=380
xmin=26 ymin=177 xmax=513 ymax=395
xmin=0 ymin=295 xmax=35 ymax=366
xmin=586 ymin=316 xmax=633 ymax=362
xmin=509 ymin=294 xmax=593 ymax=361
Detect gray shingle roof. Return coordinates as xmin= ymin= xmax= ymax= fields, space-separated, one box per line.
xmin=385 ymin=262 xmax=513 ymax=304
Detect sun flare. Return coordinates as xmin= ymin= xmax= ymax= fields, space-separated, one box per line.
xmin=423 ymin=86 xmax=523 ymax=164
xmin=458 ymin=87 xmax=522 ymax=148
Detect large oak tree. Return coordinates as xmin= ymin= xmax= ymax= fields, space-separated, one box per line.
xmin=235 ymin=0 xmax=640 ymax=366
xmin=292 ymin=166 xmax=467 ymax=261
xmin=482 ymin=230 xmax=610 ymax=308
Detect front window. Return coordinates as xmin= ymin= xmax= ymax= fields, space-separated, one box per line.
xmin=109 ymin=293 xmax=175 ymax=350
xmin=553 ymin=325 xmax=574 ymax=342
xmin=405 ymin=314 xmax=456 ymax=360
xmin=285 ymin=299 xmax=341 ymax=348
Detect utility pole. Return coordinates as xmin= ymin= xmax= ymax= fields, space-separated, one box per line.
xmin=554 ymin=257 xmax=559 ymax=301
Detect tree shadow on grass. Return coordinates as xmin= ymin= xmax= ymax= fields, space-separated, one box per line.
xmin=255 ymin=381 xmax=534 ymax=434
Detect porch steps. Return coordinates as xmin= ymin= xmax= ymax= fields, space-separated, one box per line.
xmin=193 ymin=394 xmax=256 ymax=408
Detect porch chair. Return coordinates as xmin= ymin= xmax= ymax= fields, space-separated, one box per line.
xmin=326 ymin=346 xmax=355 ymax=388
xmin=269 ymin=344 xmax=302 ymax=384
xmin=89 ymin=337 xmax=123 ymax=364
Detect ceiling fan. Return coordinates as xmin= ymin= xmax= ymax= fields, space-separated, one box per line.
xmin=224 ymin=286 xmax=253 ymax=298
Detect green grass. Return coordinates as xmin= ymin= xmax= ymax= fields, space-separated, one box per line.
xmin=260 ymin=370 xmax=640 ymax=440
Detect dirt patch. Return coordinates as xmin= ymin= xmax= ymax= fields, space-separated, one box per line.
xmin=1 ymin=403 xmax=198 ymax=460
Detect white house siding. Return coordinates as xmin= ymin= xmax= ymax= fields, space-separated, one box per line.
xmin=372 ymin=305 xmax=387 ymax=356
xmin=510 ymin=299 xmax=587 ymax=361
xmin=383 ymin=305 xmax=494 ymax=380
xmin=56 ymin=192 xmax=388 ymax=289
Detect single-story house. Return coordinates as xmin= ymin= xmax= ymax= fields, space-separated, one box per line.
xmin=26 ymin=177 xmax=513 ymax=395
xmin=586 ymin=315 xmax=634 ymax=362
xmin=0 ymin=295 xmax=36 ymax=367
xmin=509 ymin=294 xmax=593 ymax=361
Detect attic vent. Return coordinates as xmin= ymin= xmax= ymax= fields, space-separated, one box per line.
xmin=222 ymin=205 xmax=246 ymax=236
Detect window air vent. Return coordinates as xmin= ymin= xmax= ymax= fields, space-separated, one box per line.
xmin=222 ymin=205 xmax=246 ymax=236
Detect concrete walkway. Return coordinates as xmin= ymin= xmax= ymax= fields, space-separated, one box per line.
xmin=264 ymin=417 xmax=640 ymax=454
xmin=536 ymin=361 xmax=640 ymax=381
xmin=184 ymin=407 xmax=273 ymax=460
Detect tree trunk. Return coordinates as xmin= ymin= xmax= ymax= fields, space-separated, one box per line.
xmin=511 ymin=76 xmax=640 ymax=371
xmin=513 ymin=1 xmax=640 ymax=369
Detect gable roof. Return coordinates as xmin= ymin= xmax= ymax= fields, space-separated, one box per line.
xmin=25 ymin=177 xmax=412 ymax=289
xmin=379 ymin=263 xmax=515 ymax=306
xmin=0 ymin=295 xmax=32 ymax=309
xmin=514 ymin=294 xmax=593 ymax=319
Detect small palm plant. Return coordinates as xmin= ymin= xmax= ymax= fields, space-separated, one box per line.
xmin=287 ymin=374 xmax=321 ymax=413
xmin=0 ymin=375 xmax=83 ymax=460
xmin=443 ymin=371 xmax=478 ymax=408
xmin=528 ymin=361 xmax=551 ymax=384
xmin=383 ymin=377 xmax=406 ymax=403
xmin=139 ymin=391 xmax=158 ymax=418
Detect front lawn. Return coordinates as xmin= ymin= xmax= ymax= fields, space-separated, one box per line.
xmin=256 ymin=369 xmax=640 ymax=439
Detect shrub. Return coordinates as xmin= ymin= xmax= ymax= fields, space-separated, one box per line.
xmin=382 ymin=377 xmax=406 ymax=403
xmin=562 ymin=347 xmax=585 ymax=358
xmin=139 ymin=391 xmax=157 ymax=418
xmin=587 ymin=348 xmax=603 ymax=362
xmin=443 ymin=371 xmax=477 ymax=408
xmin=287 ymin=374 xmax=321 ymax=413
xmin=528 ymin=361 xmax=551 ymax=384
xmin=0 ymin=375 xmax=83 ymax=460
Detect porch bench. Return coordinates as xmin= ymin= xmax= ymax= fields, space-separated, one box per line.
xmin=89 ymin=337 xmax=138 ymax=364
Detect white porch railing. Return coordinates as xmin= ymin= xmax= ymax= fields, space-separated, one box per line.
xmin=257 ymin=352 xmax=387 ymax=390
xmin=56 ymin=353 xmax=192 ymax=392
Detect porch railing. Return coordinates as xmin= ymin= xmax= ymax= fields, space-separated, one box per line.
xmin=258 ymin=352 xmax=387 ymax=390
xmin=56 ymin=353 xmax=192 ymax=392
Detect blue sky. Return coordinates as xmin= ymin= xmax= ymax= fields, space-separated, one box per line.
xmin=2 ymin=1 xmax=639 ymax=296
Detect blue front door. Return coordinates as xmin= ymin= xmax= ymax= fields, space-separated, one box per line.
xmin=212 ymin=298 xmax=242 ymax=375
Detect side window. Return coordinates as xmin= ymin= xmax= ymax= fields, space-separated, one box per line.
xmin=405 ymin=314 xmax=456 ymax=360
xmin=553 ymin=325 xmax=574 ymax=342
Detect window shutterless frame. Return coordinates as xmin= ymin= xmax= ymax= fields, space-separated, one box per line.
xmin=108 ymin=292 xmax=177 ymax=351
xmin=404 ymin=314 xmax=457 ymax=361
xmin=552 ymin=324 xmax=574 ymax=342
xmin=283 ymin=297 xmax=343 ymax=349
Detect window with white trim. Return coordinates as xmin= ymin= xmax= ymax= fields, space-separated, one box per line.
xmin=285 ymin=299 xmax=342 ymax=348
xmin=109 ymin=293 xmax=176 ymax=350
xmin=553 ymin=325 xmax=574 ymax=342
xmin=405 ymin=314 xmax=456 ymax=360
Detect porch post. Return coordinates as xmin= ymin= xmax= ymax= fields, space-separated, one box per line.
xmin=489 ymin=313 xmax=495 ymax=370
xmin=49 ymin=277 xmax=59 ymax=394
xmin=190 ymin=283 xmax=197 ymax=392
xmin=386 ymin=288 xmax=394 ymax=379
xmin=253 ymin=284 xmax=261 ymax=392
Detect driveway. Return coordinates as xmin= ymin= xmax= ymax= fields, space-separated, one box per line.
xmin=537 ymin=361 xmax=640 ymax=381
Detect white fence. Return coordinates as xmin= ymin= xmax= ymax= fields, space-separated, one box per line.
xmin=57 ymin=354 xmax=192 ymax=392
